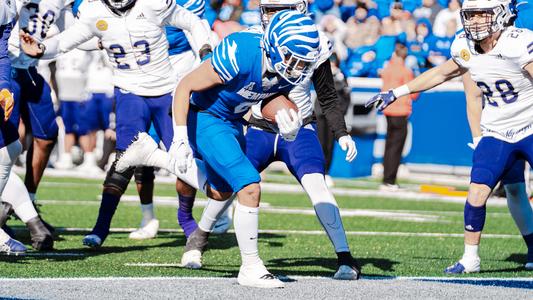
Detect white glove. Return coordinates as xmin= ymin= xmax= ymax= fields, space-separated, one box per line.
xmin=275 ymin=109 xmax=302 ymax=142
xmin=467 ymin=136 xmax=482 ymax=150
xmin=170 ymin=125 xmax=193 ymax=174
xmin=338 ymin=135 xmax=357 ymax=162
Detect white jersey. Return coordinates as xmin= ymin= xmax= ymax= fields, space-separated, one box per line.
xmin=451 ymin=27 xmax=533 ymax=143
xmin=55 ymin=48 xmax=91 ymax=101
xmin=8 ymin=0 xmax=73 ymax=69
xmin=43 ymin=0 xmax=212 ymax=96
xmin=86 ymin=50 xmax=114 ymax=96
xmin=0 ymin=0 xmax=17 ymax=25
xmin=249 ymin=25 xmax=333 ymax=120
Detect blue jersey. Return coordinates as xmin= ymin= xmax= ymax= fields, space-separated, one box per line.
xmin=515 ymin=2 xmax=533 ymax=30
xmin=191 ymin=31 xmax=293 ymax=121
xmin=166 ymin=0 xmax=205 ymax=56
xmin=0 ymin=23 xmax=13 ymax=91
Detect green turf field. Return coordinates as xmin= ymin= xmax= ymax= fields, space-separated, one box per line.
xmin=0 ymin=175 xmax=530 ymax=278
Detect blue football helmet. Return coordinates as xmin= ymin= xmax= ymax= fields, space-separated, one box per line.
xmin=263 ymin=10 xmax=320 ymax=85
xmin=102 ymin=0 xmax=137 ymax=12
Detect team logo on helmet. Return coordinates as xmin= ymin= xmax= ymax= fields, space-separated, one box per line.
xmin=263 ymin=10 xmax=320 ymax=85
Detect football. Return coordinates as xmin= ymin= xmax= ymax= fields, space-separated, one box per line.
xmin=261 ymin=94 xmax=298 ymax=123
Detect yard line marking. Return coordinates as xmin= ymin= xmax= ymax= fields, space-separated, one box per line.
xmin=23 ymin=252 xmax=86 ymax=257
xmin=2 ymin=275 xmax=531 ymax=282
xmin=42 ymin=227 xmax=522 ymax=239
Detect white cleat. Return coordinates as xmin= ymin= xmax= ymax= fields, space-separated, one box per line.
xmin=333 ymin=265 xmax=360 ymax=280
xmin=525 ymin=262 xmax=533 ymax=270
xmin=180 ymin=249 xmax=202 ymax=269
xmin=212 ymin=206 xmax=232 ymax=234
xmin=129 ymin=219 xmax=159 ymax=240
xmin=237 ymin=263 xmax=284 ymax=289
xmin=116 ymin=132 xmax=159 ymax=172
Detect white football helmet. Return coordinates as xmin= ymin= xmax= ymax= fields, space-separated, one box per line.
xmin=259 ymin=0 xmax=308 ymax=28
xmin=460 ymin=0 xmax=513 ymax=41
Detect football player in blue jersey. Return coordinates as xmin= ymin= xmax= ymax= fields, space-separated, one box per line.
xmin=0 ymin=0 xmax=27 ymax=256
xmin=448 ymin=0 xmax=533 ymax=273
xmin=118 ymin=10 xmax=320 ymax=288
xmin=175 ymin=0 xmax=361 ymax=280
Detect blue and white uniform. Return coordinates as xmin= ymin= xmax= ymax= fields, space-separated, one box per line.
xmin=188 ymin=31 xmax=294 ymax=192
xmin=451 ymin=27 xmax=533 ymax=188
xmin=41 ymin=0 xmax=213 ymax=150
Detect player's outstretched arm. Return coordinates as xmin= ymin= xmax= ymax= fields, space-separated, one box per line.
xmin=366 ymin=58 xmax=466 ymax=111
xmin=463 ymin=72 xmax=483 ymax=149
xmin=19 ymin=20 xmax=95 ymax=60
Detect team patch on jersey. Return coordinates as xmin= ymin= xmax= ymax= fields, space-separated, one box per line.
xmin=96 ymin=20 xmax=108 ymax=31
xmin=460 ymin=49 xmax=471 ymax=61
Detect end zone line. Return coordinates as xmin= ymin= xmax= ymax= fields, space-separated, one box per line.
xmin=45 ymin=227 xmax=522 ymax=239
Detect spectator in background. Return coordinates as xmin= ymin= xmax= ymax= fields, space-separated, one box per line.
xmin=239 ymin=0 xmax=261 ymax=26
xmin=432 ymin=0 xmax=461 ymax=37
xmin=320 ymin=14 xmax=349 ymax=60
xmin=380 ymin=43 xmax=418 ymax=191
xmin=212 ymin=0 xmax=245 ymax=38
xmin=371 ymin=16 xmax=404 ymax=77
xmin=427 ymin=19 xmax=455 ymax=67
xmin=405 ymin=18 xmax=432 ymax=75
xmin=412 ymin=0 xmax=440 ymax=23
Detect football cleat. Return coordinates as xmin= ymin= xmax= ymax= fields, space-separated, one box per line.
xmin=129 ymin=219 xmax=159 ymax=240
xmin=444 ymin=258 xmax=480 ymax=274
xmin=526 ymin=250 xmax=533 ymax=270
xmin=237 ymin=262 xmax=284 ymax=288
xmin=0 ymin=237 xmax=27 ymax=256
xmin=26 ymin=217 xmax=54 ymax=251
xmin=180 ymin=228 xmax=210 ymax=269
xmin=211 ymin=206 xmax=232 ymax=235
xmin=116 ymin=132 xmax=159 ymax=173
xmin=526 ymin=262 xmax=533 ymax=270
xmin=82 ymin=234 xmax=102 ymax=248
xmin=333 ymin=265 xmax=361 ymax=280
xmin=180 ymin=249 xmax=202 ymax=269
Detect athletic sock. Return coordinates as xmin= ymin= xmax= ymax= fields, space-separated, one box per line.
xmin=234 ymin=202 xmax=262 ymax=267
xmin=523 ymin=233 xmax=533 ymax=261
xmin=91 ymin=192 xmax=120 ymax=241
xmin=140 ymin=203 xmax=155 ymax=226
xmin=177 ymin=194 xmax=197 ymax=238
xmin=198 ymin=195 xmax=234 ymax=232
xmin=0 ymin=229 xmax=9 ymax=244
xmin=463 ymin=244 xmax=479 ymax=259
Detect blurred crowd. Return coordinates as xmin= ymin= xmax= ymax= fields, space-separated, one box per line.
xmin=205 ymin=0 xmax=463 ymax=77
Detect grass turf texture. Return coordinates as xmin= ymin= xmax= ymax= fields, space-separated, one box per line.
xmin=0 ymin=176 xmax=530 ymax=278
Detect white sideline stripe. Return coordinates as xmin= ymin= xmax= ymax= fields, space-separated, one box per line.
xmin=39 ymin=199 xmax=445 ymax=223
xmin=24 ymin=252 xmax=86 ymax=257
xmin=1 ymin=275 xmax=531 ymax=282
xmin=51 ymin=227 xmax=522 ymax=239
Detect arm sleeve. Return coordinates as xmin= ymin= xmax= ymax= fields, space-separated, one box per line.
xmin=163 ymin=1 xmax=213 ymax=51
xmin=0 ymin=23 xmax=12 ymax=91
xmin=41 ymin=19 xmax=95 ymax=60
xmin=312 ymin=60 xmax=349 ymax=140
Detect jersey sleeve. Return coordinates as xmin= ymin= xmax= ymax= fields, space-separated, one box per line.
xmin=0 ymin=22 xmax=13 ymax=90
xmin=41 ymin=7 xmax=95 ymax=60
xmin=518 ymin=28 xmax=533 ymax=68
xmin=181 ymin=0 xmax=206 ymax=18
xmin=211 ymin=34 xmax=241 ymax=84
xmin=450 ymin=31 xmax=469 ymax=68
xmin=316 ymin=31 xmax=333 ymax=66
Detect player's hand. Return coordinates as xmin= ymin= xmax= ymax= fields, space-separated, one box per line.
xmin=365 ymin=90 xmax=397 ymax=111
xmin=338 ymin=135 xmax=357 ymax=162
xmin=0 ymin=89 xmax=14 ymax=122
xmin=170 ymin=126 xmax=193 ymax=173
xmin=467 ymin=136 xmax=482 ymax=150
xmin=276 ymin=109 xmax=302 ymax=142
xmin=19 ymin=30 xmax=44 ymax=58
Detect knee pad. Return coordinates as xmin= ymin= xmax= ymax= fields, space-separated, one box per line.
xmin=134 ymin=166 xmax=155 ymax=184
xmin=464 ymin=201 xmax=486 ymax=232
xmin=103 ymin=152 xmax=134 ymax=194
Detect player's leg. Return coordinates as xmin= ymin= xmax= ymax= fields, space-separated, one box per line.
xmin=128 ymin=166 xmax=159 ymax=240
xmin=192 ymin=112 xmax=281 ymax=288
xmin=277 ymin=123 xmax=360 ymax=280
xmin=82 ymin=88 xmax=150 ymax=248
xmin=76 ymin=98 xmax=101 ymax=172
xmin=55 ymin=101 xmax=78 ymax=170
xmin=381 ymin=115 xmax=408 ymax=189
xmin=18 ymin=67 xmax=59 ymax=202
xmin=445 ymin=137 xmax=513 ymax=274
xmin=516 ymin=135 xmax=533 ymax=270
